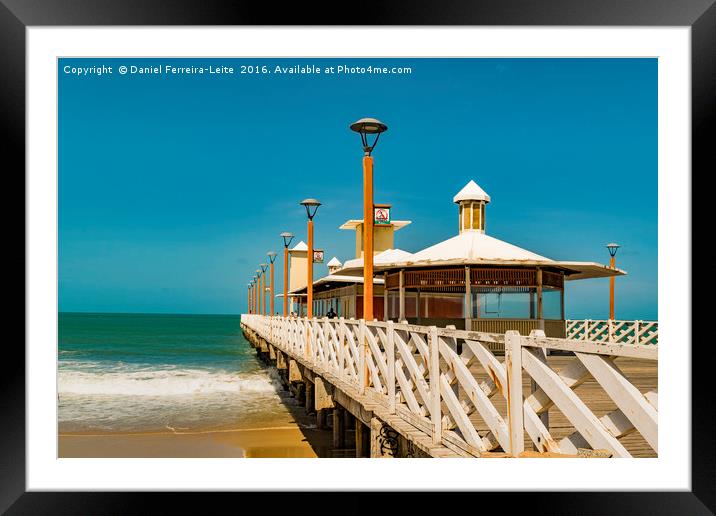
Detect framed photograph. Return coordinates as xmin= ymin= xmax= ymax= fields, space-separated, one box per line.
xmin=6 ymin=0 xmax=712 ymax=512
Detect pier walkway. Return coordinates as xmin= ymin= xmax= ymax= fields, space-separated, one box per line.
xmin=240 ymin=314 xmax=657 ymax=458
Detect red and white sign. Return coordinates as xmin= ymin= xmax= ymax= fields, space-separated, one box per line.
xmin=374 ymin=207 xmax=391 ymax=225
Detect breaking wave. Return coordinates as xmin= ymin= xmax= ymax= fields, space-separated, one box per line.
xmin=59 ymin=368 xmax=277 ymax=397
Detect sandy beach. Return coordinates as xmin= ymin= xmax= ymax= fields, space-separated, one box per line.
xmin=59 ymin=426 xmax=322 ymax=458
xmin=59 ymin=380 xmax=348 ymax=458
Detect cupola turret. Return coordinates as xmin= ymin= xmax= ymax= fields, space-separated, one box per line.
xmin=453 ymin=180 xmax=490 ymax=234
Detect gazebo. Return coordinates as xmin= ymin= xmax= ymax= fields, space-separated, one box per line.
xmin=288 ymin=249 xmax=411 ymax=320
xmin=337 ymin=180 xmax=625 ymax=337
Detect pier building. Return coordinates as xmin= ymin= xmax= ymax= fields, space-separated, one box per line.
xmin=337 ymin=180 xmax=625 ymax=336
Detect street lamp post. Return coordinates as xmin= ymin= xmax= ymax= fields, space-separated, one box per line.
xmin=255 ymin=269 xmax=262 ymax=315
xmin=607 ymin=243 xmax=620 ymax=320
xmin=300 ymin=199 xmax=321 ymax=319
xmin=350 ymin=117 xmax=388 ymax=391
xmin=260 ymin=263 xmax=268 ymax=316
xmin=267 ymin=251 xmax=277 ymax=316
xmin=350 ymin=118 xmax=388 ymax=323
xmin=248 ymin=282 xmax=252 ymax=314
xmin=280 ymin=232 xmax=295 ymax=317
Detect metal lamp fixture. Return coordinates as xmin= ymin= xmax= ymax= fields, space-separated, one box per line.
xmin=606 ymin=243 xmax=620 ymax=320
xmin=350 ymin=117 xmax=388 ymax=156
xmin=300 ymin=198 xmax=321 ymax=322
xmin=280 ymin=232 xmax=294 ymax=317
xmin=300 ymin=198 xmax=321 ymax=220
xmin=280 ymin=231 xmax=294 ymax=248
xmin=267 ymin=251 xmax=277 ymax=315
xmin=247 ymin=282 xmax=253 ymax=314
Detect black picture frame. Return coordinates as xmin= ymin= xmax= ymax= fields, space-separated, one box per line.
xmin=3 ymin=0 xmax=711 ymax=513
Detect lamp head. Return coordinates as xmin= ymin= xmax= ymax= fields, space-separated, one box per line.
xmin=267 ymin=251 xmax=277 ymax=263
xmin=300 ymin=198 xmax=321 ymax=220
xmin=350 ymin=117 xmax=388 ymax=155
xmin=280 ymin=231 xmax=295 ymax=248
xmin=606 ymin=243 xmax=620 ymax=257
xmin=260 ymin=263 xmax=268 ymax=272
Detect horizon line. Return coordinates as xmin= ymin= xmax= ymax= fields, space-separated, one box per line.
xmin=59 ymin=310 xmax=242 ymax=317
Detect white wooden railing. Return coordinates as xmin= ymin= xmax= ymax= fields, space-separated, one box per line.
xmin=566 ymin=319 xmax=658 ymax=346
xmin=241 ymin=314 xmax=658 ymax=458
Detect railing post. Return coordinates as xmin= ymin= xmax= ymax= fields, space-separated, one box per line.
xmin=305 ymin=317 xmax=311 ymax=361
xmin=338 ymin=318 xmax=345 ymax=381
xmin=429 ymin=326 xmax=441 ymax=445
xmin=387 ymin=320 xmax=396 ymax=414
xmin=505 ymin=330 xmax=525 ymax=457
xmin=634 ymin=320 xmax=640 ymax=345
xmin=359 ymin=319 xmax=366 ymax=394
xmin=608 ymin=319 xmax=614 ymax=343
xmin=312 ymin=318 xmax=319 ymax=365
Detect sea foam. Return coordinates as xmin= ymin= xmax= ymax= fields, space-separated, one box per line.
xmin=58 ymin=368 xmax=277 ymax=397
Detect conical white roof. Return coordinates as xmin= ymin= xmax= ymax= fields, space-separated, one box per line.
xmin=409 ymin=231 xmax=551 ymax=263
xmin=327 ymin=256 xmax=342 ymax=267
xmin=290 ymin=240 xmax=307 ymax=252
xmin=453 ymin=180 xmax=490 ymax=203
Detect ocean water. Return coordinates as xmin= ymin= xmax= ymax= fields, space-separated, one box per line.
xmin=58 ymin=312 xmax=288 ymax=434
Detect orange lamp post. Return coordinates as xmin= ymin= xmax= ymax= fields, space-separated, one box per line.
xmin=607 ymin=243 xmax=620 ymax=320
xmin=280 ymin=232 xmax=295 ymax=317
xmin=255 ymin=269 xmax=262 ymax=315
xmin=350 ymin=118 xmax=388 ymax=322
xmin=260 ymin=263 xmax=268 ymax=315
xmin=248 ymin=282 xmax=252 ymax=314
xmin=255 ymin=275 xmax=259 ymax=315
xmin=350 ymin=117 xmax=388 ymax=389
xmin=252 ymin=280 xmax=256 ymax=314
xmin=267 ymin=251 xmax=277 ymax=316
xmin=300 ymin=199 xmax=321 ymax=319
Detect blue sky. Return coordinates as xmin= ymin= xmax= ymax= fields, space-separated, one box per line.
xmin=58 ymin=58 xmax=657 ymax=319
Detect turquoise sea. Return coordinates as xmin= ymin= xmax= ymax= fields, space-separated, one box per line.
xmin=58 ymin=312 xmax=286 ymax=433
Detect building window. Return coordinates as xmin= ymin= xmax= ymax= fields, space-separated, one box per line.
xmin=472 ymin=288 xmax=533 ymax=319
xmin=542 ymin=287 xmax=563 ymax=320
xmin=471 ymin=202 xmax=480 ymax=230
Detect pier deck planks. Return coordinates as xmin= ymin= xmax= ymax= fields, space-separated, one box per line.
xmin=464 ymin=355 xmax=657 ymax=457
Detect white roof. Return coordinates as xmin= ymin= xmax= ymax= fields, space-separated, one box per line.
xmin=453 ymin=180 xmax=491 ymax=204
xmin=334 ymin=233 xmax=625 ymax=280
xmin=327 ymin=257 xmax=342 ymax=267
xmin=288 ymin=274 xmax=385 ymax=294
xmin=290 ymin=240 xmax=307 ymax=252
xmin=340 ymin=248 xmax=415 ymax=271
xmin=410 ymin=231 xmax=550 ymax=263
xmin=553 ymin=262 xmax=626 ymax=281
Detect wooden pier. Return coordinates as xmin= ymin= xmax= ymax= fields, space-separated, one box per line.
xmin=240 ymin=315 xmax=658 ymax=458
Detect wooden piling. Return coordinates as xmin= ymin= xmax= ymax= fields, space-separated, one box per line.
xmin=355 ymin=420 xmax=370 ymax=458
xmin=333 ymin=406 xmax=346 ymax=449
xmin=305 ymin=381 xmax=315 ymax=414
xmin=317 ymin=409 xmax=327 ymax=430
